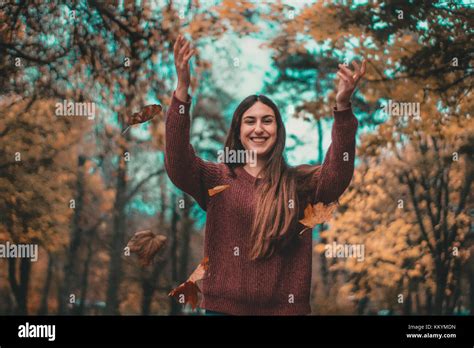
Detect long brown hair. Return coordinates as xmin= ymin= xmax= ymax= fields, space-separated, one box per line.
xmin=224 ymin=95 xmax=317 ymax=260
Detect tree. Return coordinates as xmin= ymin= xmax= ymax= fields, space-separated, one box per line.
xmin=0 ymin=98 xmax=88 ymax=314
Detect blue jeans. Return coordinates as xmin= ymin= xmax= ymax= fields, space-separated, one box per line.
xmin=205 ymin=309 xmax=227 ymax=316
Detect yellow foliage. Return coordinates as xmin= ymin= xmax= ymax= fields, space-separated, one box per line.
xmin=0 ymin=98 xmax=89 ymax=251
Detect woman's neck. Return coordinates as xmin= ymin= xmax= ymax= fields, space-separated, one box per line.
xmin=243 ymin=158 xmax=267 ymax=178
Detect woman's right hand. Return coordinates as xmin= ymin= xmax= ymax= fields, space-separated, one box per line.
xmin=173 ymin=34 xmax=195 ymax=97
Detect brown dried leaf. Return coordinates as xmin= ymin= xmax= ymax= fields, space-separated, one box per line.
xmin=169 ymin=257 xmax=209 ymax=310
xmin=299 ymin=202 xmax=338 ymax=230
xmin=208 ymin=185 xmax=230 ymax=197
xmin=127 ymin=229 xmax=167 ymax=267
xmin=126 ymin=104 xmax=162 ymax=126
xmin=188 ymin=256 xmax=209 ymax=283
xmin=168 ymin=281 xmax=201 ymax=310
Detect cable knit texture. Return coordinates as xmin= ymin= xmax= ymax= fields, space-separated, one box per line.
xmin=165 ymin=91 xmax=358 ymax=315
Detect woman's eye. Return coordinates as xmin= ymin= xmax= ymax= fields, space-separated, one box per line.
xmin=244 ymin=118 xmax=273 ymax=125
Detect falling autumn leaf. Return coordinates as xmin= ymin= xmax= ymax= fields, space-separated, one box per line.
xmin=299 ymin=202 xmax=338 ymax=234
xmin=188 ymin=256 xmax=209 ymax=283
xmin=169 ymin=256 xmax=209 ymax=310
xmin=168 ymin=281 xmax=201 ymax=310
xmin=208 ymin=185 xmax=230 ymax=197
xmin=127 ymin=104 xmax=162 ymax=125
xmin=122 ymin=104 xmax=162 ymax=134
xmin=127 ymin=229 xmax=167 ymax=267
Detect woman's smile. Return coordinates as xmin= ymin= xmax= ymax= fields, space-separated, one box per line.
xmin=249 ymin=136 xmax=269 ymax=144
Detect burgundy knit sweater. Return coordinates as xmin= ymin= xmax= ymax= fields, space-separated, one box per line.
xmin=165 ymin=91 xmax=358 ymax=315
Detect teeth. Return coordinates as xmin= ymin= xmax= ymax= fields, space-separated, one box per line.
xmin=251 ymin=138 xmax=267 ymax=143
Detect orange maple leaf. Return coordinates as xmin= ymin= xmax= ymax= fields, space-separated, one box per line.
xmin=126 ymin=229 xmax=167 ymax=267
xmin=169 ymin=257 xmax=209 ymax=310
xmin=208 ymin=185 xmax=230 ymax=197
xmin=168 ymin=281 xmax=201 ymax=310
xmin=188 ymin=256 xmax=209 ymax=282
xmin=299 ymin=202 xmax=338 ymax=234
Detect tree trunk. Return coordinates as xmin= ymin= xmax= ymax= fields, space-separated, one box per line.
xmin=7 ymin=221 xmax=33 ymax=316
xmin=141 ymin=261 xmax=166 ymax=315
xmin=446 ymin=258 xmax=462 ymax=314
xmin=403 ymin=291 xmax=412 ymax=315
xmin=356 ymin=296 xmax=368 ymax=315
xmin=141 ymin=275 xmax=154 ymax=315
xmin=77 ymin=231 xmax=95 ymax=315
xmin=415 ymin=286 xmax=421 ymax=314
xmin=105 ymin=155 xmax=127 ymax=315
xmin=8 ymin=257 xmax=31 ymax=315
xmin=18 ymin=258 xmax=31 ymax=314
xmin=56 ymin=258 xmax=65 ymax=314
xmin=142 ymin=176 xmax=168 ymax=315
xmin=425 ymin=287 xmax=433 ymax=314
xmin=61 ymin=154 xmax=86 ymax=314
xmin=38 ymin=253 xmax=54 ymax=315
xmin=434 ymin=261 xmax=448 ymax=314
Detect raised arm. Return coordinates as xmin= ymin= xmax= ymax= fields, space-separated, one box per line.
xmin=312 ymin=106 xmax=358 ymax=204
xmin=165 ymin=35 xmax=221 ymax=210
xmin=312 ymin=60 xmax=367 ymax=204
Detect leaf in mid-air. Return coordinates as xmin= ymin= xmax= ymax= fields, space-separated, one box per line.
xmin=127 ymin=229 xmax=167 ymax=266
xmin=168 ymin=281 xmax=201 ymax=310
xmin=127 ymin=104 xmax=162 ymax=126
xmin=122 ymin=104 xmax=163 ymax=135
xmin=169 ymin=257 xmax=209 ymax=310
xmin=208 ymin=185 xmax=230 ymax=197
xmin=299 ymin=202 xmax=338 ymax=234
xmin=188 ymin=256 xmax=209 ymax=283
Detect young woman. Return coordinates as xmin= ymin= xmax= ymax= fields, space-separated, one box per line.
xmin=165 ymin=35 xmax=366 ymax=315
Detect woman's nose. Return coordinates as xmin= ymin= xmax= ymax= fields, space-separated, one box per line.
xmin=254 ymin=122 xmax=264 ymax=134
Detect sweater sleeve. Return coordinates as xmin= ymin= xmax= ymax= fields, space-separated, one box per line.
xmin=311 ymin=104 xmax=358 ymax=204
xmin=164 ymin=91 xmax=222 ymax=211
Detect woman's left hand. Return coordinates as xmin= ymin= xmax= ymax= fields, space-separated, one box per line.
xmin=335 ymin=59 xmax=367 ymax=109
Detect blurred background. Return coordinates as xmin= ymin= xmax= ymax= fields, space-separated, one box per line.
xmin=0 ymin=0 xmax=472 ymax=315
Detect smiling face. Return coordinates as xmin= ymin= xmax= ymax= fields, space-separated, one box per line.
xmin=240 ymin=101 xmax=278 ymax=158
